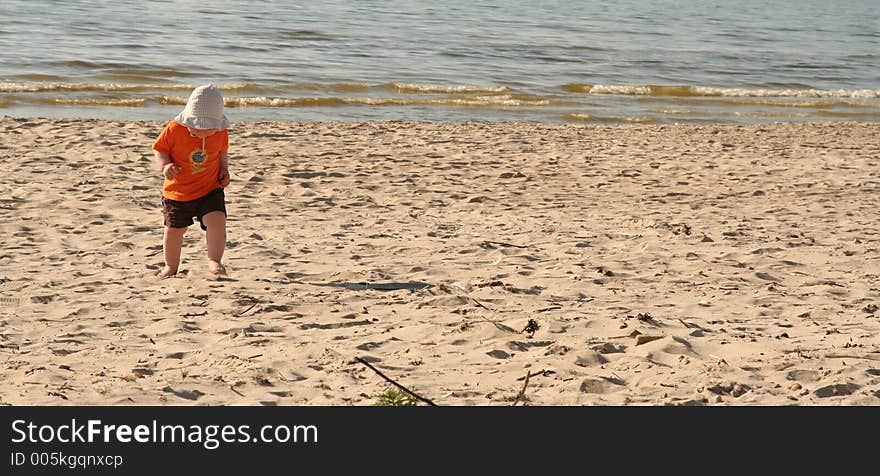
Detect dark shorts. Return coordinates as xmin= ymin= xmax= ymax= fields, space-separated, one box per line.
xmin=161 ymin=188 xmax=226 ymax=230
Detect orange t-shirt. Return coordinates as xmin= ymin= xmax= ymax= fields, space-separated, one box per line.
xmin=152 ymin=120 xmax=229 ymax=201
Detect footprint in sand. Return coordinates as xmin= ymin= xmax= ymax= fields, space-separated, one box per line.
xmin=574 ymin=351 xmax=609 ymax=367
xmin=579 ymin=377 xmax=625 ymax=394
xmin=162 ymin=386 xmax=205 ymax=401
xmin=785 ymin=369 xmax=822 ymax=383
xmin=814 ymin=383 xmax=860 ymax=398
xmin=486 ymin=349 xmax=510 ymax=359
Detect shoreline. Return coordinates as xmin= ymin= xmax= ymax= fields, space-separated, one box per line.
xmin=1 ymin=117 xmax=878 ymax=405
xmin=3 ymin=113 xmax=880 ymax=126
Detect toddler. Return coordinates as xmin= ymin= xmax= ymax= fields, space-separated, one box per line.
xmin=152 ymin=84 xmax=231 ymax=278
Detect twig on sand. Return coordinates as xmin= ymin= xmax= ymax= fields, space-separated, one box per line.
xmin=234 ymin=303 xmax=258 ymax=317
xmin=512 ymin=370 xmax=532 ymax=406
xmin=180 ymin=311 xmax=207 ymax=318
xmin=468 ymin=297 xmax=517 ymax=333
xmin=355 ymin=357 xmax=437 ymax=406
xmin=234 ymin=297 xmax=262 ymax=318
xmin=481 ymin=240 xmax=528 ymax=249
xmin=678 ymin=318 xmax=707 ymax=331
xmin=470 ymin=296 xmax=492 ymax=311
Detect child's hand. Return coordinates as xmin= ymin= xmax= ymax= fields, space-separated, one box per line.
xmin=218 ymin=168 xmax=230 ymax=187
xmin=162 ymin=163 xmax=180 ymax=180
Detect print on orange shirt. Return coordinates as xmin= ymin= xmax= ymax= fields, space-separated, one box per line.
xmin=190 ymin=148 xmax=207 ymax=174
xmin=152 ymin=121 xmax=229 ymax=202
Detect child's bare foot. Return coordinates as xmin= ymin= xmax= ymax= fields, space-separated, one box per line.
xmin=157 ymin=266 xmax=178 ymax=278
xmin=208 ymin=260 xmax=227 ymax=276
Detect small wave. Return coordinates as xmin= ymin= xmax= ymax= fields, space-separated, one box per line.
xmin=276 ymin=29 xmax=339 ymax=41
xmin=759 ymin=82 xmax=817 ymax=89
xmin=565 ymin=113 xmax=654 ymax=123
xmin=562 ymin=84 xmax=654 ymax=95
xmin=0 ymin=82 xmax=187 ymax=92
xmin=125 ymin=68 xmax=203 ymax=78
xmin=287 ymin=82 xmax=372 ymax=92
xmin=6 ymin=96 xmax=147 ymax=106
xmin=783 ymin=63 xmax=852 ymax=70
xmin=343 ymin=95 xmax=547 ymax=107
xmin=693 ymin=87 xmax=880 ymax=99
xmin=561 ymin=83 xmax=593 ymax=93
xmin=560 ymin=45 xmax=608 ymax=52
xmin=437 ymin=95 xmax=547 ymax=107
xmin=729 ymin=111 xmax=811 ymax=118
xmin=650 ymin=107 xmax=808 ymax=119
xmin=97 ymin=70 xmax=205 ymax=81
xmin=96 ymin=74 xmax=180 ymax=83
xmin=165 ymin=96 xmax=354 ymax=107
xmin=49 ymin=60 xmax=100 ymax=69
xmin=815 ymin=110 xmax=880 ymax=118
xmin=152 ymin=94 xmax=548 ymax=108
xmin=387 ymin=82 xmax=508 ymax=94
xmin=156 ymin=96 xmax=188 ymax=106
xmin=11 ymin=73 xmax=65 ymax=81
xmin=46 ymin=61 xmax=200 ymax=77
xmin=238 ymin=28 xmax=340 ymax=42
xmin=847 ymin=53 xmax=879 ymax=60
xmin=638 ymin=96 xmax=880 ymax=109
xmin=50 ymin=98 xmax=147 ymax=106
xmin=224 ymin=96 xmax=346 ymax=107
xmin=563 ymin=83 xmax=880 ymax=99
xmin=647 ymin=108 xmax=696 ymax=115
xmin=711 ymin=98 xmax=879 ymax=109
xmin=207 ymin=83 xmax=269 ymax=93
xmin=251 ymin=95 xmax=544 ymax=107
xmin=0 ymin=82 xmax=266 ymax=93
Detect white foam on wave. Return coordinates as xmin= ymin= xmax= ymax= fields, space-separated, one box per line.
xmin=693 ymin=87 xmax=880 ymax=98
xmin=389 ymin=82 xmax=509 ymax=94
xmin=175 ymin=95 xmax=548 ymax=108
xmin=0 ymin=82 xmax=260 ymax=93
xmin=580 ymin=84 xmax=880 ymax=99
xmin=587 ymin=85 xmax=652 ymax=95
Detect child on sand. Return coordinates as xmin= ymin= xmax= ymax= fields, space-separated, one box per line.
xmin=152 ymin=84 xmax=231 ymax=278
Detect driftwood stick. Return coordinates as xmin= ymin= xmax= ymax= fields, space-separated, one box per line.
xmin=355 ymin=357 xmax=437 ymax=406
xmin=470 ymin=296 xmax=492 ymax=311
xmin=512 ymin=370 xmax=532 ymax=406
xmin=483 ymin=240 xmax=528 ymax=249
xmin=234 ymin=302 xmax=259 ymax=318
xmin=180 ymin=311 xmax=208 ymax=318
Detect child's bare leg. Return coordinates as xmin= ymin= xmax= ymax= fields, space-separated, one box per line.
xmin=161 ymin=226 xmax=187 ymax=278
xmin=203 ymin=211 xmax=227 ymax=275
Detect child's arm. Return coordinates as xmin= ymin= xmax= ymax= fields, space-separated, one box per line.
xmin=153 ymin=151 xmax=180 ymax=179
xmin=218 ymin=151 xmax=230 ymax=187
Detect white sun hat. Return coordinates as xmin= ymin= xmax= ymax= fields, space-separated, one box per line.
xmin=175 ymin=84 xmax=229 ymax=130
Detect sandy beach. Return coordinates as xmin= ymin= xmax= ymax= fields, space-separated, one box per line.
xmin=0 ymin=116 xmax=878 ymax=406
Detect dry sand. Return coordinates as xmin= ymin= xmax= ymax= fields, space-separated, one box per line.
xmin=0 ymin=116 xmax=878 ymax=406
